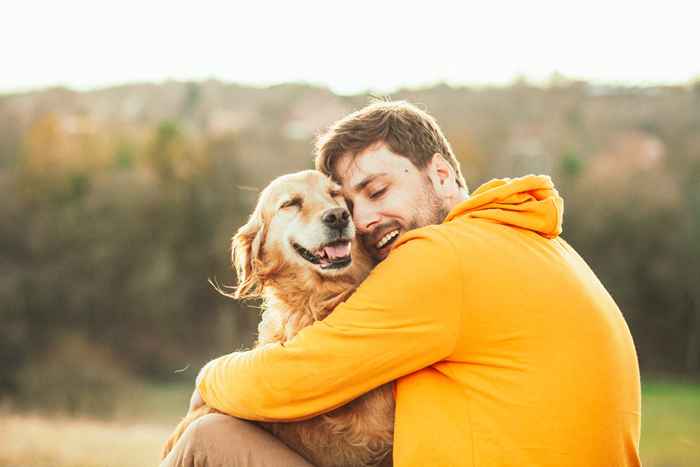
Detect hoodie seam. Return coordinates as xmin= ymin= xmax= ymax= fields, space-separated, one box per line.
xmin=430 ymin=224 xmax=473 ymax=466
xmin=430 ymin=226 xmax=465 ymax=357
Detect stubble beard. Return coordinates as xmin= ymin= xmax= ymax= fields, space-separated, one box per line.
xmin=411 ymin=179 xmax=450 ymax=230
xmin=366 ymin=180 xmax=449 ymax=264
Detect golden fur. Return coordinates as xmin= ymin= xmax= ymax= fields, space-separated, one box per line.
xmin=161 ymin=170 xmax=394 ymax=467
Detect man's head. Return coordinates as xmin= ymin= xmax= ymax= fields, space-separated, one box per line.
xmin=315 ymin=100 xmax=468 ymax=262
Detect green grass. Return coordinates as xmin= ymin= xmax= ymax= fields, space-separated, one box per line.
xmin=0 ymin=378 xmax=697 ymax=467
xmin=641 ymin=378 xmax=700 ymax=467
xmin=111 ymin=381 xmax=193 ymax=424
xmin=0 ymin=382 xmax=193 ymax=467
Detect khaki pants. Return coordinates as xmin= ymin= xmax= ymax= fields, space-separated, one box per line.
xmin=160 ymin=414 xmax=314 ymax=467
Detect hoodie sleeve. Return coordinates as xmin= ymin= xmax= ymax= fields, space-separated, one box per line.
xmin=198 ymin=227 xmax=463 ymax=421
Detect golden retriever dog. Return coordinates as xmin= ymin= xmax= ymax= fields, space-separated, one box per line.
xmin=161 ymin=170 xmax=395 ymax=467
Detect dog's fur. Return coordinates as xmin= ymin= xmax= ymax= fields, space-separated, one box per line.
xmin=161 ymin=170 xmax=395 ymax=467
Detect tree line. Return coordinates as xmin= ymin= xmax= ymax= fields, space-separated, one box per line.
xmin=1 ymin=80 xmax=698 ymax=413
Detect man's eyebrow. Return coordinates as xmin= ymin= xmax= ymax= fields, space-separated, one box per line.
xmin=352 ymin=173 xmax=387 ymax=193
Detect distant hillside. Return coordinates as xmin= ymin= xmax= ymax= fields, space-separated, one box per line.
xmin=2 ymin=79 xmax=698 ymax=186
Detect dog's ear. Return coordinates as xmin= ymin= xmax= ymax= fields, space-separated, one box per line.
xmin=231 ymin=207 xmax=266 ymax=299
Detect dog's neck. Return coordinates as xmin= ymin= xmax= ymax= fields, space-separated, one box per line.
xmin=265 ymin=269 xmax=358 ymax=320
xmin=257 ymin=260 xmax=370 ymax=343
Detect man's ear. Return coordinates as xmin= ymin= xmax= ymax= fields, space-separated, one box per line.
xmin=427 ymin=153 xmax=454 ymax=193
xmin=231 ymin=207 xmax=266 ymax=299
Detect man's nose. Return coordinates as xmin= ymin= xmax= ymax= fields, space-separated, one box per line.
xmin=352 ymin=202 xmax=380 ymax=233
xmin=321 ymin=207 xmax=350 ymax=230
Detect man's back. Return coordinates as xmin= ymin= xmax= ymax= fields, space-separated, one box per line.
xmin=393 ymin=209 xmax=641 ymax=466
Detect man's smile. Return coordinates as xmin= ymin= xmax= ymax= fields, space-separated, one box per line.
xmin=363 ymin=223 xmax=403 ymax=260
xmin=376 ymin=229 xmax=399 ymax=249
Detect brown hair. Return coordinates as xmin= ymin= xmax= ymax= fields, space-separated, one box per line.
xmin=314 ymin=100 xmax=467 ymax=190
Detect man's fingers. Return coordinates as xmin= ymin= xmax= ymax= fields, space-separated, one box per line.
xmin=189 ymin=360 xmax=214 ymax=411
xmin=189 ymin=387 xmax=204 ymax=411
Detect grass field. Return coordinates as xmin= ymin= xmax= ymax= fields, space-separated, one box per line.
xmin=639 ymin=379 xmax=699 ymax=467
xmin=0 ymin=378 xmax=697 ymax=467
xmin=0 ymin=383 xmax=187 ymax=467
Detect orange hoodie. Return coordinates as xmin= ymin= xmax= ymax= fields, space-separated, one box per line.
xmin=199 ymin=175 xmax=641 ymax=467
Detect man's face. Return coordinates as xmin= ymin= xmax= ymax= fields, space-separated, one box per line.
xmin=335 ymin=144 xmax=449 ymax=262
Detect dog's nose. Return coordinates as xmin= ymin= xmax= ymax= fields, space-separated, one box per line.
xmin=322 ymin=207 xmax=350 ymax=230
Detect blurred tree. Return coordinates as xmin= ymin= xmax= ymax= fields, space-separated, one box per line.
xmin=560 ymin=148 xmax=584 ymax=178
xmin=2 ymin=81 xmax=700 ymax=416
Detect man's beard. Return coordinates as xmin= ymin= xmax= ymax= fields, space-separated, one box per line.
xmin=410 ymin=178 xmax=450 ymax=230
xmin=362 ymin=180 xmax=449 ymax=263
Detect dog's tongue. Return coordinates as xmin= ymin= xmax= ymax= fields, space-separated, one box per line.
xmin=323 ymin=241 xmax=351 ymax=260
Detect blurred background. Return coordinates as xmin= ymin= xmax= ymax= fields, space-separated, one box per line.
xmin=1 ymin=1 xmax=698 ymax=466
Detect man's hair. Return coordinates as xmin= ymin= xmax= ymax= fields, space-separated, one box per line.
xmin=314 ymin=100 xmax=467 ymax=190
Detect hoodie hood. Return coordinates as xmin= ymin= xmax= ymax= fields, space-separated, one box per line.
xmin=445 ymin=174 xmax=564 ymax=239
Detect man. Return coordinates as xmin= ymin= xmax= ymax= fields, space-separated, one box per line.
xmin=164 ymin=101 xmax=641 ymax=466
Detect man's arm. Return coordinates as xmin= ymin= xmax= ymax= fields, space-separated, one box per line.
xmin=198 ymin=227 xmax=463 ymax=421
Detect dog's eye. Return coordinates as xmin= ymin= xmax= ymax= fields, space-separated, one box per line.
xmin=280 ymin=198 xmax=302 ymax=210
xmin=329 ymin=190 xmax=341 ymax=198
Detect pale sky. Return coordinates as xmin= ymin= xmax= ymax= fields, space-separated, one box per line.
xmin=2 ymin=0 xmax=698 ymax=95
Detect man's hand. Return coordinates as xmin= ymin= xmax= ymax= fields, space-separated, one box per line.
xmin=189 ymin=385 xmax=205 ymax=412
xmin=188 ymin=359 xmax=214 ymax=412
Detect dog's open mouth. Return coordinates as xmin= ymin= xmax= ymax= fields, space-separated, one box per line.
xmin=293 ymin=240 xmax=352 ymax=269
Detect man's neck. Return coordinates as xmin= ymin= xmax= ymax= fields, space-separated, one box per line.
xmin=445 ymin=189 xmax=469 ymax=212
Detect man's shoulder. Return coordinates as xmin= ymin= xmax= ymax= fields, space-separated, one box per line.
xmin=392 ymin=223 xmax=457 ymax=255
xmin=390 ymin=217 xmax=506 ymax=276
xmin=368 ymin=224 xmax=464 ymax=307
xmin=385 ymin=223 xmax=468 ymax=278
xmin=397 ymin=217 xmax=491 ymax=251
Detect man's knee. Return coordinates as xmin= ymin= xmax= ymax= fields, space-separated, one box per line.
xmin=186 ymin=413 xmax=253 ymax=448
xmin=163 ymin=413 xmax=314 ymax=467
xmin=161 ymin=414 xmax=256 ymax=467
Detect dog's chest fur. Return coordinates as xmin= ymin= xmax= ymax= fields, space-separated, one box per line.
xmin=255 ymin=274 xmax=395 ymax=467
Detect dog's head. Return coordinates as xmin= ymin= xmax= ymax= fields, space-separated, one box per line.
xmin=232 ymin=170 xmax=363 ymax=299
